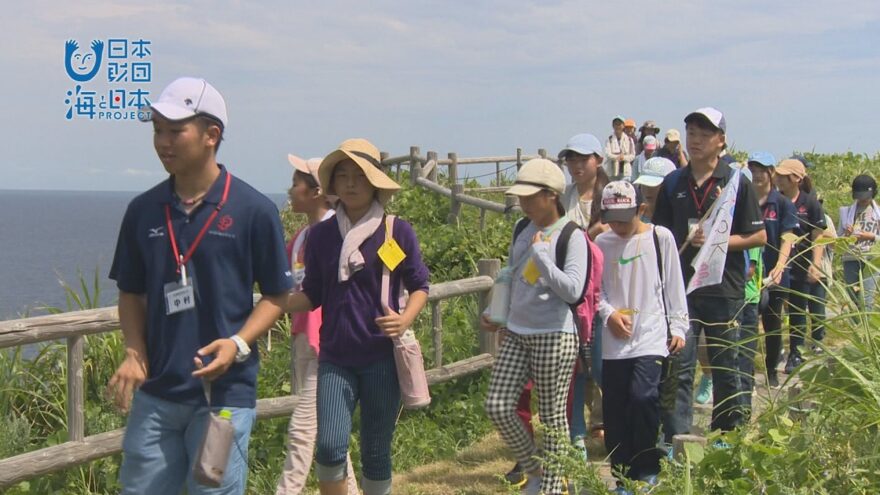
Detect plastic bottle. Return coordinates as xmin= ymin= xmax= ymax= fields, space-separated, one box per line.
xmin=488 ymin=267 xmax=512 ymax=325
xmin=193 ymin=409 xmax=235 ymax=487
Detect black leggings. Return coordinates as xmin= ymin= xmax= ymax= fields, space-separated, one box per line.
xmin=762 ymin=289 xmax=787 ymax=374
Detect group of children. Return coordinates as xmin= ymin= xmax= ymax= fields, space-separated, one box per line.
xmin=107 ymin=76 xmax=877 ymax=495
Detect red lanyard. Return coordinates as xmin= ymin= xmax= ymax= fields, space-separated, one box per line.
xmin=164 ymin=172 xmax=232 ymax=273
xmin=689 ymin=177 xmax=717 ymax=214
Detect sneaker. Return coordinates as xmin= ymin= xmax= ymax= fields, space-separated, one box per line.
xmin=767 ymin=371 xmax=779 ymax=388
xmin=612 ymin=485 xmax=634 ymax=495
xmin=784 ymin=353 xmax=803 ymax=374
xmin=572 ymin=436 xmax=588 ymax=461
xmin=695 ymin=375 xmax=713 ymax=404
xmin=521 ymin=475 xmax=542 ymax=495
xmin=505 ymin=462 xmax=527 ymax=488
xmin=639 ymin=474 xmax=659 ymax=486
xmin=811 ymin=344 xmax=824 ymax=355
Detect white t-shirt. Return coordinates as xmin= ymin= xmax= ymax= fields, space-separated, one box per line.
xmin=596 ymin=226 xmax=688 ymax=359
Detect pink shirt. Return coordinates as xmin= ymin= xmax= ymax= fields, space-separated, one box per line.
xmin=286 ymin=211 xmax=335 ymax=355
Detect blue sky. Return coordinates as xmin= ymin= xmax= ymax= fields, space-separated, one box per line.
xmin=1 ymin=1 xmax=879 ymax=193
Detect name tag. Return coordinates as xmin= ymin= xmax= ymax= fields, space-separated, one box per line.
xmin=164 ymin=281 xmax=195 ymax=315
xmin=522 ymin=258 xmax=541 ymax=285
xmin=377 ymin=238 xmax=407 ymax=271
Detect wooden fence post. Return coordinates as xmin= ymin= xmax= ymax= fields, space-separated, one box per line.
xmin=478 ymin=259 xmax=501 ymax=356
xmin=448 ymin=184 xmax=464 ymax=225
xmin=431 ymin=301 xmax=442 ymax=369
xmin=67 ymin=336 xmax=84 ymax=442
xmin=427 ymin=151 xmax=438 ymax=182
xmin=380 ymin=150 xmax=390 ymax=175
xmin=495 ymin=161 xmax=501 ymax=185
xmin=409 ymin=146 xmax=421 ymax=186
xmin=538 ymin=148 xmax=548 ymax=159
xmin=447 ymin=152 xmax=458 ymax=187
xmin=516 ymin=147 xmax=523 ymax=171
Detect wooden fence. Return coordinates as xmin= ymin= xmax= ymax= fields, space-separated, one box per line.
xmin=0 ymin=260 xmax=503 ymax=489
xmin=381 ymin=146 xmax=560 ymax=226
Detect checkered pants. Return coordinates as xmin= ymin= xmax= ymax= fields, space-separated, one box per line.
xmin=485 ymin=331 xmax=577 ymax=495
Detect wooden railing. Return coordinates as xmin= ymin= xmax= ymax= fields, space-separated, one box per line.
xmin=380 ymin=146 xmax=560 ymax=226
xmin=0 ymin=261 xmax=502 ymax=489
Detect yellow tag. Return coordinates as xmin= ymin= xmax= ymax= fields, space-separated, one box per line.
xmin=522 ymin=258 xmax=540 ymax=284
xmin=377 ymin=237 xmax=407 ymax=271
xmin=619 ymin=308 xmax=636 ymax=316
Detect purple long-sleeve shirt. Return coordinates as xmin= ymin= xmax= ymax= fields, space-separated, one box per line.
xmin=302 ymin=215 xmax=430 ymax=367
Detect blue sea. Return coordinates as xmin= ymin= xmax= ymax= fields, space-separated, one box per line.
xmin=0 ymin=190 xmax=288 ymax=321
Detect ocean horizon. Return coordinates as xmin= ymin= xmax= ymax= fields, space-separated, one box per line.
xmin=0 ymin=189 xmax=288 ymax=321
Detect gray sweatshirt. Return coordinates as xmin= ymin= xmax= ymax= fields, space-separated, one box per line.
xmin=505 ymin=219 xmax=589 ymax=335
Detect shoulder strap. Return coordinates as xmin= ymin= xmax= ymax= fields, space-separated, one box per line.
xmin=652 ymin=227 xmax=672 ymax=341
xmin=556 ymin=223 xmax=589 ymax=303
xmin=513 ymin=217 xmax=530 ymax=243
xmin=380 ymin=214 xmax=394 ymax=309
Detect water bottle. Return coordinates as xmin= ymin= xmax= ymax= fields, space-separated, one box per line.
xmin=488 ymin=267 xmax=512 ymax=325
xmin=193 ymin=409 xmax=235 ymax=487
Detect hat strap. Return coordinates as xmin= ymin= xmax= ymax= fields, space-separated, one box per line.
xmin=350 ymin=151 xmax=382 ymax=170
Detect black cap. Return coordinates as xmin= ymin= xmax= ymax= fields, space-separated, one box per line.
xmin=852 ymin=174 xmax=877 ymax=200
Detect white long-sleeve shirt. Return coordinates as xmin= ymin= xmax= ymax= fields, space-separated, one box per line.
xmin=596 ymin=225 xmax=688 ymax=359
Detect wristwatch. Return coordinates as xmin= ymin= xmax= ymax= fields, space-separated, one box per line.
xmin=229 ymin=335 xmax=251 ymax=363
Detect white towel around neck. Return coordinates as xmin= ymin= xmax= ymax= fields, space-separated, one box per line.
xmin=336 ymin=200 xmax=385 ymax=282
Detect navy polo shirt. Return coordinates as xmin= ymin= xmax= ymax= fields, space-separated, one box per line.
xmin=109 ymin=165 xmax=293 ymax=408
xmin=789 ymin=190 xmax=826 ymax=280
xmin=760 ymin=189 xmax=799 ymax=288
xmin=652 ymin=160 xmax=765 ymax=299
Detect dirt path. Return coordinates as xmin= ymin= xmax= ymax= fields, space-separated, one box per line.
xmin=390 ymin=371 xmax=792 ymax=494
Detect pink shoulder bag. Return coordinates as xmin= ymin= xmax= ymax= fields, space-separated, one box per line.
xmin=381 ymin=215 xmax=431 ymax=409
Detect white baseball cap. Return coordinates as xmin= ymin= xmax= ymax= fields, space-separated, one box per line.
xmin=633 ymin=157 xmax=676 ymax=187
xmin=505 ymin=158 xmax=566 ymax=196
xmin=141 ymin=77 xmax=228 ymax=128
xmin=684 ymin=107 xmax=726 ymax=133
xmin=600 ymin=180 xmax=641 ymax=223
xmin=643 ymin=135 xmax=658 ymax=150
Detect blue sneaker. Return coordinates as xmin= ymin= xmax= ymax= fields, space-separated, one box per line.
xmin=695 ymin=375 xmax=712 ymax=404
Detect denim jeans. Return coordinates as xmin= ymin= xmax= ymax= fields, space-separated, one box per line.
xmin=737 ymin=303 xmax=759 ymax=415
xmin=788 ymin=278 xmax=826 ymax=356
xmin=661 ymin=296 xmax=743 ymax=441
xmin=572 ymin=313 xmax=604 ymax=439
xmin=843 ymin=259 xmax=878 ymax=311
xmin=119 ymin=390 xmax=256 ymax=495
xmin=315 ymin=358 xmax=400 ymax=486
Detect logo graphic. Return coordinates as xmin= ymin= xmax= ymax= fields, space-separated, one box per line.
xmin=148 ymin=226 xmax=164 ymax=238
xmin=764 ymin=208 xmax=777 ymax=220
xmin=64 ymin=37 xmax=153 ymax=121
xmin=217 ymin=215 xmax=234 ymax=231
xmin=64 ymin=40 xmax=104 ymax=82
xmin=618 ymin=254 xmax=643 ymax=265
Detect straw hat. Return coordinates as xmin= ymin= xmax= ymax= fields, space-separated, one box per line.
xmin=318 ymin=138 xmax=400 ymax=205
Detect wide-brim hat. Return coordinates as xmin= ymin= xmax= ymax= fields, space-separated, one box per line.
xmin=318 ymin=138 xmax=400 ymax=205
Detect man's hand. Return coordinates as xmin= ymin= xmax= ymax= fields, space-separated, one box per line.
xmin=807 ymin=264 xmax=822 ymax=284
xmin=480 ymin=313 xmax=501 ymax=332
xmin=607 ymin=310 xmax=633 ymax=340
xmin=768 ymin=264 xmax=785 ymax=285
xmin=668 ymin=335 xmax=686 ymax=354
xmin=690 ymin=227 xmax=706 ymax=248
xmin=375 ymin=305 xmax=411 ymax=338
xmin=107 ymin=349 xmax=148 ymax=413
xmin=192 ymin=338 xmax=238 ymax=380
